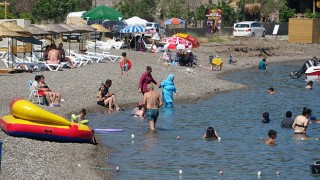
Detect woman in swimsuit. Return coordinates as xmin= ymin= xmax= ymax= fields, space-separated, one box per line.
xmin=96 ymin=83 xmax=113 ymax=110
xmin=202 ymin=127 xmax=220 ymax=140
xmin=292 ymin=107 xmax=312 ymax=134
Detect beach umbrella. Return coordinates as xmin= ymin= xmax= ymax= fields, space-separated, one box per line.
xmin=164 ymin=18 xmax=185 ymax=25
xmin=125 ymin=16 xmax=147 ymax=26
xmin=91 ymin=24 xmax=110 ymax=54
xmin=26 ymin=25 xmax=50 ymax=36
xmin=164 ymin=18 xmax=185 ymax=34
xmin=173 ymin=33 xmax=200 ymax=48
xmin=162 ymin=36 xmax=192 ymax=50
xmin=120 ymin=25 xmax=145 ymax=33
xmin=82 ymin=5 xmax=123 ymax=21
xmin=36 ymin=24 xmax=69 ymax=44
xmin=58 ymin=24 xmax=82 ymax=56
xmin=0 ymin=24 xmax=25 ymax=67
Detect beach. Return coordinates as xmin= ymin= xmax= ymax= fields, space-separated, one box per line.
xmin=0 ymin=36 xmax=319 ymax=179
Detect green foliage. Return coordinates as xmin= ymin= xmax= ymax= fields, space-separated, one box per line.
xmin=115 ymin=0 xmax=158 ymax=21
xmin=32 ymin=0 xmax=91 ymax=23
xmin=305 ymin=9 xmax=320 ymax=19
xmin=218 ymin=1 xmax=237 ymax=26
xmin=195 ymin=5 xmax=206 ymax=20
xmin=19 ymin=12 xmax=35 ymax=23
xmin=279 ymin=3 xmax=295 ymax=22
xmin=0 ymin=7 xmax=17 ymax=19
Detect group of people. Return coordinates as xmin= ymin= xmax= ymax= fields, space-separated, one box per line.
xmin=43 ymin=43 xmax=76 ymax=68
xmin=32 ymin=75 xmax=61 ymax=107
xmin=262 ymin=107 xmax=315 ymax=146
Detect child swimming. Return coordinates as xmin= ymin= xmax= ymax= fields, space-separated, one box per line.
xmin=265 ymin=129 xmax=277 ymax=146
xmin=71 ymin=108 xmax=87 ymax=123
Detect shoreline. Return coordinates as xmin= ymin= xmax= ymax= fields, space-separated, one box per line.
xmin=0 ymin=37 xmax=319 ymax=179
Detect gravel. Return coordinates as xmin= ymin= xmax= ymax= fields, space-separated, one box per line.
xmin=0 ymin=36 xmax=319 ymax=179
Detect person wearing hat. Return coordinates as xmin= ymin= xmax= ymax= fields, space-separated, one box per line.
xmin=309 ymin=115 xmax=317 ymax=124
xmin=262 ymin=112 xmax=270 ymax=123
xmin=281 ymin=111 xmax=294 ymax=128
xmin=138 ymin=66 xmax=159 ymax=95
xmin=185 ymin=50 xmax=194 ymax=67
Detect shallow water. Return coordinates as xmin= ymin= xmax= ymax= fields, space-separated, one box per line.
xmin=89 ymin=63 xmax=320 ymax=179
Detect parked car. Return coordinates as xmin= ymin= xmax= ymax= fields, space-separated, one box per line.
xmin=62 ymin=33 xmax=81 ymax=42
xmin=233 ymin=21 xmax=266 ymax=37
xmin=103 ymin=20 xmax=128 ymax=33
xmin=145 ymin=22 xmax=165 ymax=36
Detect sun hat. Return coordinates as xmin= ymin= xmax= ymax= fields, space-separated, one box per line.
xmin=187 ymin=50 xmax=191 ymax=53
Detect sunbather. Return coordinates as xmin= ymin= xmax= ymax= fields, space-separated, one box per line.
xmin=38 ymin=75 xmax=61 ymax=107
xmin=47 ymin=43 xmax=61 ymax=64
xmin=58 ymin=43 xmax=76 ymax=68
xmin=32 ymin=75 xmax=52 ymax=106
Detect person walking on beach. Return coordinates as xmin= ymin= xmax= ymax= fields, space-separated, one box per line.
xmin=139 ymin=66 xmax=159 ymax=95
xmin=258 ymin=58 xmax=268 ymax=70
xmin=143 ymin=84 xmax=162 ymax=130
xmin=120 ymin=52 xmax=129 ymax=78
xmin=292 ymin=107 xmax=312 ymax=134
xmin=160 ymin=74 xmax=177 ymax=108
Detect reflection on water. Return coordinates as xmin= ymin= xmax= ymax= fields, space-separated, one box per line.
xmin=89 ymin=63 xmax=320 ymax=179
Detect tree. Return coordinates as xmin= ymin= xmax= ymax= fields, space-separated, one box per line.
xmin=32 ymin=0 xmax=92 ymax=23
xmin=218 ymin=1 xmax=237 ymax=26
xmin=115 ymin=0 xmax=158 ymax=21
xmin=279 ymin=3 xmax=295 ymax=22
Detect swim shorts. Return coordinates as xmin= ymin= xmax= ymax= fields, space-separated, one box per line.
xmin=146 ymin=109 xmax=159 ymax=122
xmin=38 ymin=91 xmax=45 ymax=96
xmin=121 ymin=63 xmax=128 ymax=71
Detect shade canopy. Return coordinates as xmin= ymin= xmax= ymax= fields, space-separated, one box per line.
xmin=1 ymin=21 xmax=29 ymax=34
xmin=69 ymin=23 xmax=95 ymax=32
xmin=16 ymin=36 xmax=42 ymax=45
xmin=125 ymin=16 xmax=147 ymax=26
xmin=164 ymin=18 xmax=185 ymax=25
xmin=58 ymin=24 xmax=78 ymax=33
xmin=36 ymin=24 xmax=69 ymax=33
xmin=0 ymin=24 xmax=22 ymax=37
xmin=120 ymin=25 xmax=145 ymax=33
xmin=82 ymin=5 xmax=124 ymax=21
xmin=26 ymin=24 xmax=50 ymax=35
xmin=91 ymin=23 xmax=110 ymax=32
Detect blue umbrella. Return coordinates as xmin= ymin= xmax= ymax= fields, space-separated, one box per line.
xmin=120 ymin=25 xmax=145 ymax=33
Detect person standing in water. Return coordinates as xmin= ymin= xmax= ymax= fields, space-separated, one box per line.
xmin=258 ymin=58 xmax=268 ymax=70
xmin=160 ymin=74 xmax=177 ymax=108
xmin=292 ymin=107 xmax=312 ymax=134
xmin=143 ymin=84 xmax=162 ymax=130
xmin=202 ymin=127 xmax=220 ymax=140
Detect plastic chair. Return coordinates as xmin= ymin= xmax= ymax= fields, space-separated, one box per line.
xmin=27 ymin=80 xmax=43 ymax=104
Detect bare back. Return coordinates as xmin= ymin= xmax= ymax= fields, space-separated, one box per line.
xmin=144 ymin=90 xmax=162 ymax=109
xmin=48 ymin=49 xmax=61 ymax=63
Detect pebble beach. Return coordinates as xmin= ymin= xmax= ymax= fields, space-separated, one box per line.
xmin=0 ymin=36 xmax=319 ymax=179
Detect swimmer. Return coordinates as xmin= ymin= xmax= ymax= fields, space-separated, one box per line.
xmin=202 ymin=127 xmax=220 ymax=140
xmin=309 ymin=115 xmax=317 ymax=124
xmin=306 ymin=81 xmax=313 ymax=89
xmin=134 ymin=102 xmax=145 ymax=118
xmin=262 ymin=112 xmax=271 ymax=123
xmin=268 ymin=87 xmax=277 ymax=94
xmin=265 ymin=129 xmax=277 ymax=146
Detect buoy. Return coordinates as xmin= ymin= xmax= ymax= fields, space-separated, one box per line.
xmin=257 ymin=171 xmax=261 ymax=176
xmin=177 ymin=136 xmax=180 ymax=140
xmin=116 ymin=166 xmax=120 ymax=172
xmin=179 ymin=170 xmax=183 ymax=175
xmin=132 ymin=140 xmax=134 ymax=144
xmin=131 ymin=134 xmax=135 ymax=139
xmin=316 ymin=138 xmax=319 ymax=140
xmin=219 ymin=170 xmax=223 ymax=176
xmin=276 ymin=171 xmax=280 ymax=176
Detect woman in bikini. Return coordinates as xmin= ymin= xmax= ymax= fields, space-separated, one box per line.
xmin=96 ymin=83 xmax=114 ymax=111
xmin=292 ymin=107 xmax=312 ymax=134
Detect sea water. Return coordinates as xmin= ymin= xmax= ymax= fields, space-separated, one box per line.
xmin=88 ymin=63 xmax=320 ymax=179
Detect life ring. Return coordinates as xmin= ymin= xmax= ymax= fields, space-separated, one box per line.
xmin=120 ymin=59 xmax=132 ymax=71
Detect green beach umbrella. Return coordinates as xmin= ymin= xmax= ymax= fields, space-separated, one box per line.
xmin=82 ymin=5 xmax=123 ymax=21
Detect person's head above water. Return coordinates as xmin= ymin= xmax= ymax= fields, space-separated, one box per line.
xmin=205 ymin=127 xmax=218 ymax=139
xmin=263 ymin=112 xmax=269 ymax=119
xmin=286 ymin=111 xmax=292 ymax=118
xmin=268 ymin=129 xmax=277 ymax=139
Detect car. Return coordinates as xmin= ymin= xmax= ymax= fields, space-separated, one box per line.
xmin=103 ymin=20 xmax=128 ymax=33
xmin=62 ymin=33 xmax=81 ymax=42
xmin=145 ymin=22 xmax=166 ymax=36
xmin=233 ymin=21 xmax=266 ymax=37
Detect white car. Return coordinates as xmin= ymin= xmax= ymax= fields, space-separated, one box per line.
xmin=233 ymin=21 xmax=266 ymax=37
xmin=145 ymin=22 xmax=166 ymax=36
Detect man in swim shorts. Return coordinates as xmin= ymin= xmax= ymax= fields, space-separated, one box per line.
xmin=143 ymin=84 xmax=162 ymax=130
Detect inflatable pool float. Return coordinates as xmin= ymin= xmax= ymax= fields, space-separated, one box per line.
xmin=0 ymin=98 xmax=94 ymax=143
xmin=119 ymin=59 xmax=132 ymax=71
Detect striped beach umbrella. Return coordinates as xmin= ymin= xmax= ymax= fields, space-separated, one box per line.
xmin=120 ymin=25 xmax=145 ymax=33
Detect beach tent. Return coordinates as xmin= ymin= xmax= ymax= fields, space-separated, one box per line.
xmin=125 ymin=16 xmax=147 ymax=26
xmin=82 ymin=5 xmax=123 ymax=21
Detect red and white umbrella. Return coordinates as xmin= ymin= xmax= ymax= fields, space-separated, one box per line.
xmin=162 ymin=37 xmax=192 ymax=50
